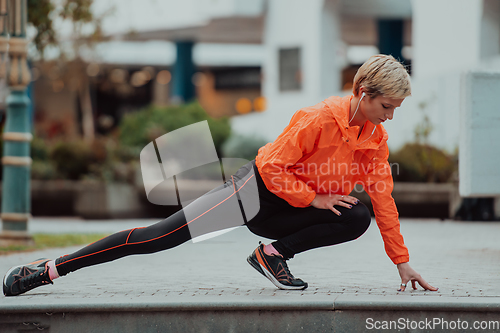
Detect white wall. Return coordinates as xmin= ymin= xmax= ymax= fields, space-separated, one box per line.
xmin=92 ymin=0 xmax=208 ymax=35
xmin=459 ymin=71 xmax=500 ymax=196
xmin=386 ymin=0 xmax=500 ymax=153
xmin=382 ymin=72 xmax=462 ymax=152
xmin=91 ymin=0 xmax=265 ymax=37
xmin=231 ymin=0 xmax=498 ymax=155
xmin=321 ymin=0 xmax=344 ymax=98
xmin=195 ymin=0 xmax=235 ymax=18
xmin=231 ymin=0 xmax=345 ymax=141
xmin=411 ymin=0 xmax=482 ymax=79
xmin=376 ymin=0 xmax=485 ymax=152
xmin=194 ymin=0 xmax=265 ymax=18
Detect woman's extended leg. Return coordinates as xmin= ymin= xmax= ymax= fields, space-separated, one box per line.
xmin=54 ymin=209 xmax=191 ymax=276
xmin=3 ymin=206 xmax=199 ymax=296
xmin=3 ymin=160 xmax=262 ymax=296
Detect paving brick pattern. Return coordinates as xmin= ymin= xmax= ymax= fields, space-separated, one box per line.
xmin=1 ymin=218 xmax=500 ymax=304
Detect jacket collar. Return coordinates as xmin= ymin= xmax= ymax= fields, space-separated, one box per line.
xmin=323 ymin=95 xmax=388 ymax=150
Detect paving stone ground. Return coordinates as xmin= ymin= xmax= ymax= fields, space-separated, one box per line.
xmin=1 ymin=217 xmax=500 ymax=304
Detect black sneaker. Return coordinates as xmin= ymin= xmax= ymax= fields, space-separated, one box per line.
xmin=247 ymin=242 xmax=308 ymax=290
xmin=3 ymin=258 xmax=53 ymax=296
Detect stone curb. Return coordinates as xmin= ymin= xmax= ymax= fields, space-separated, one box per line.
xmin=334 ymin=295 xmax=500 ymax=312
xmin=1 ymin=295 xmax=500 ymax=313
xmin=0 ymin=296 xmax=335 ymax=313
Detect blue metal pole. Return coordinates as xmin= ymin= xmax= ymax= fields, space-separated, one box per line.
xmin=0 ymin=89 xmax=32 ymax=244
xmin=0 ymin=0 xmax=33 ymax=246
xmin=171 ymin=41 xmax=196 ymax=104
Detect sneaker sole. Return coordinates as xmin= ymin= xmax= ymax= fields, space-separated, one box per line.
xmin=3 ymin=259 xmax=50 ymax=297
xmin=247 ymin=255 xmax=266 ymax=277
xmin=248 ymin=253 xmax=308 ymax=291
xmin=3 ymin=265 xmax=18 ymax=296
xmin=260 ymin=262 xmax=308 ymax=290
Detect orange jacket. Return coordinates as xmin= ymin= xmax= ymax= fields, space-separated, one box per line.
xmin=255 ymin=95 xmax=409 ymax=264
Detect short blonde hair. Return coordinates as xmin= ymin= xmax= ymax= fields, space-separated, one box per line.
xmin=352 ymin=54 xmax=411 ymax=99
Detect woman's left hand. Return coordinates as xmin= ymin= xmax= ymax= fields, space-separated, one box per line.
xmin=396 ymin=262 xmax=438 ymax=292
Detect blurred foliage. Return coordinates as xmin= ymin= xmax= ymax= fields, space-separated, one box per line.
xmin=28 ymin=0 xmax=113 ymax=143
xmin=31 ymin=136 xmax=50 ymax=161
xmin=27 ymin=0 xmax=56 ymax=58
xmin=388 ymin=95 xmax=457 ymax=183
xmin=60 ymin=0 xmax=93 ymax=22
xmin=31 ymin=136 xmax=55 ymax=180
xmin=49 ymin=140 xmax=93 ymax=180
xmin=28 ymin=0 xmax=111 ymax=60
xmin=414 ymin=113 xmax=433 ymax=144
xmin=29 ymin=135 xmax=139 ymax=182
xmin=414 ymin=98 xmax=435 ymax=145
xmin=27 ymin=101 xmax=231 ymax=182
xmin=83 ymin=137 xmax=139 ymax=183
xmin=31 ymin=160 xmax=57 ymax=180
xmin=221 ymin=133 xmax=269 ymax=161
xmin=389 ymin=143 xmax=457 ymax=183
xmin=118 ymin=102 xmax=231 ymax=154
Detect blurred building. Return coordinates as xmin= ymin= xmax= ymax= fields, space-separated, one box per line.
xmin=230 ymin=0 xmax=500 ymax=153
xmin=31 ymin=0 xmax=500 ymax=153
xmin=31 ymin=43 xmax=264 ymax=139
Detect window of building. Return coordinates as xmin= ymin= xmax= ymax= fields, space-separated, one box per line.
xmin=279 ymin=48 xmax=302 ymax=91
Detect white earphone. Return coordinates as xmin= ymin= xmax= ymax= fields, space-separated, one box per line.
xmin=349 ymin=91 xmax=377 ymax=145
xmin=349 ymin=92 xmax=365 ymax=124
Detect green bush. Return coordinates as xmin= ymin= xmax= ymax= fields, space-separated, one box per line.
xmin=31 ymin=160 xmax=56 ymax=180
xmin=31 ymin=136 xmax=50 ymax=161
xmin=50 ymin=140 xmax=93 ymax=180
xmin=109 ymin=143 xmax=140 ymax=164
xmin=84 ymin=159 xmax=138 ymax=184
xmin=30 ymin=136 xmax=139 ymax=182
xmin=31 ymin=136 xmax=56 ymax=180
xmin=389 ymin=143 xmax=457 ymax=183
xmin=221 ymin=133 xmax=269 ymax=161
xmin=118 ymin=101 xmax=231 ymax=153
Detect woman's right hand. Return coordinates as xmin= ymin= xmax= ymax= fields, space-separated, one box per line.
xmin=310 ymin=193 xmax=359 ymax=216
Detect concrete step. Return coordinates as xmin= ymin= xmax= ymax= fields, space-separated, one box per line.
xmin=1 ymin=295 xmax=499 ymax=333
xmin=2 ymin=220 xmax=500 ymax=332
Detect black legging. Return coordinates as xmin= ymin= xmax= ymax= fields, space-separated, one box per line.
xmin=55 ymin=160 xmax=371 ymax=276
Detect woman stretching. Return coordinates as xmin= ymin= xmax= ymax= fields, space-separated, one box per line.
xmin=3 ymin=54 xmax=437 ymax=296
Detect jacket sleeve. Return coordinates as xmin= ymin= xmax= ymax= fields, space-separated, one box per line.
xmin=257 ymin=111 xmax=320 ymax=207
xmin=361 ymin=143 xmax=410 ymax=264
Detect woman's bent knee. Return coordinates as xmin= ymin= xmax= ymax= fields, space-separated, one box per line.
xmin=351 ymin=202 xmax=371 ymax=237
